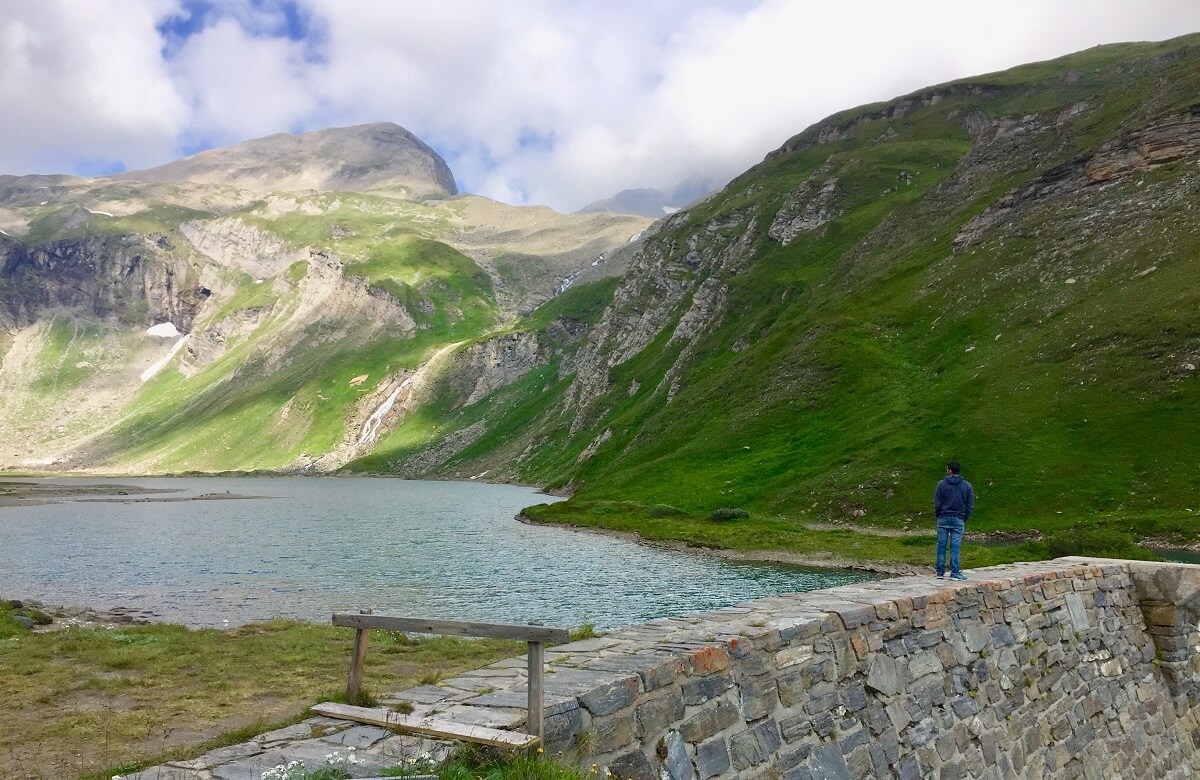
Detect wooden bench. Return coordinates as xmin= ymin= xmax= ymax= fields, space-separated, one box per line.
xmin=330 ymin=613 xmax=570 ymax=744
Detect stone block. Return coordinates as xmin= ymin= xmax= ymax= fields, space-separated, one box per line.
xmin=319 ymin=724 xmax=391 ymax=748
xmin=776 ymin=643 xmax=816 ymax=668
xmin=949 ymin=695 xmax=979 ymax=719
xmin=989 ymin=624 xmax=1017 ymax=646
xmin=1141 ymin=602 xmax=1178 ymax=627
xmin=906 ymin=717 xmax=936 ymax=747
xmin=679 ymin=699 xmax=739 ymax=744
xmin=733 ymin=649 xmax=773 ymax=678
xmin=690 ymin=646 xmax=732 ymax=675
xmin=579 ymin=676 xmax=640 ymax=716
xmin=840 ymin=680 xmax=867 ymax=713
xmin=544 ymin=703 xmax=588 ymax=752
xmin=729 ymin=719 xmax=782 ymax=769
xmin=804 ymin=689 xmax=839 ymax=716
xmin=886 ymin=699 xmax=911 ymax=731
xmin=739 ymin=674 xmax=779 ymax=721
xmin=834 ymin=603 xmax=878 ymax=629
xmin=1064 ymin=593 xmax=1091 ymax=631
xmin=640 ymin=656 xmax=688 ymax=691
xmin=896 ymin=754 xmax=922 ymax=780
xmin=663 ymin=731 xmax=695 ymax=780
xmin=905 ymin=650 xmax=943 ymax=683
xmin=608 ymin=748 xmax=655 ymax=780
xmin=846 ymin=744 xmax=872 ymax=779
xmin=779 ymin=740 xmax=815 ymax=771
xmin=636 ymin=689 xmax=686 ymax=740
xmin=838 ymin=724 xmax=869 ymax=753
xmin=682 ymin=674 xmax=733 ymax=706
xmin=806 ymin=743 xmax=852 ymax=780
xmin=865 ymin=654 xmax=901 ymax=696
xmin=811 ymin=711 xmax=836 ymax=738
xmin=130 ymin=767 xmax=217 ymax=780
xmin=780 ymin=713 xmax=813 ymax=743
xmin=592 ymin=709 xmax=636 ymax=754
xmin=696 ymin=738 xmax=731 ymax=780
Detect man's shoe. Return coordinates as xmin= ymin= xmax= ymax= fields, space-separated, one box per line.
xmin=950 ymin=573 xmax=968 ymax=581
xmin=935 ymin=574 xmax=944 ymax=579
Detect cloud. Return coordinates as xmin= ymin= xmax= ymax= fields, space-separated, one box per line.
xmin=2 ymin=0 xmax=1199 ymax=210
xmin=169 ymin=18 xmax=318 ymax=147
xmin=0 ymin=0 xmax=186 ymax=174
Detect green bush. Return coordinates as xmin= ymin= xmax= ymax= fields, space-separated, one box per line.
xmin=1043 ymin=527 xmax=1157 ymax=560
xmin=709 ymin=507 xmax=750 ymax=522
xmin=649 ymin=504 xmax=684 ymax=517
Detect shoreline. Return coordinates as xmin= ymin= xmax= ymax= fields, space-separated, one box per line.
xmin=515 ymin=512 xmax=928 ymax=576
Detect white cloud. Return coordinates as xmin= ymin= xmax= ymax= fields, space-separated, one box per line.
xmin=0 ymin=0 xmax=186 ymax=174
xmin=169 ymin=18 xmax=317 ymax=147
xmin=1 ymin=0 xmax=1199 ymax=208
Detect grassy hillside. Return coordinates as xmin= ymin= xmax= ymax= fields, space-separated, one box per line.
xmin=386 ymin=35 xmax=1200 ymax=561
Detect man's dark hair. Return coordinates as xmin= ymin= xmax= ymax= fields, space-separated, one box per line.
xmin=947 ymin=460 xmax=961 ymax=474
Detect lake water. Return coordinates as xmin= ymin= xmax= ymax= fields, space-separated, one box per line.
xmin=0 ymin=477 xmax=870 ymax=630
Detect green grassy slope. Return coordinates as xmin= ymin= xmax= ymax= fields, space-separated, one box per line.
xmin=389 ymin=35 xmax=1200 ymax=561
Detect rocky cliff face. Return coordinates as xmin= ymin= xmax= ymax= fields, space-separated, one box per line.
xmin=0 ymin=233 xmax=202 ymax=331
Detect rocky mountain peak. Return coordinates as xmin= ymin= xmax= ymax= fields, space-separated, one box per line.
xmin=114 ymin=122 xmax=458 ymax=198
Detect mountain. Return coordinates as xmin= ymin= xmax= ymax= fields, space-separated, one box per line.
xmin=0 ymin=125 xmax=650 ymax=472
xmin=115 ymin=123 xmax=458 ymax=197
xmin=342 ymin=34 xmax=1200 ymax=557
xmin=3 ymin=36 xmax=1200 ymax=562
xmin=577 ymin=177 xmax=718 ymax=217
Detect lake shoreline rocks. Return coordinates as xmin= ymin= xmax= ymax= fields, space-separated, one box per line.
xmin=4 ymin=597 xmax=161 ymax=630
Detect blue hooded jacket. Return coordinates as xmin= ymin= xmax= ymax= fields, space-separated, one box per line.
xmin=934 ymin=474 xmax=974 ymax=521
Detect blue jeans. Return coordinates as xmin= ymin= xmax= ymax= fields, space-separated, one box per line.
xmin=936 ymin=515 xmax=965 ymax=576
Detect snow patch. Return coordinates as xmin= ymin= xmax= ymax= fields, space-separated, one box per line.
xmin=0 ymin=229 xmax=10 ymax=237
xmin=87 ymin=209 xmax=114 ymax=217
xmin=662 ymin=206 xmax=679 ymax=215
xmin=146 ymin=322 xmax=181 ymax=338
xmin=140 ymin=335 xmax=190 ymax=382
xmin=627 ymin=231 xmax=642 ymax=243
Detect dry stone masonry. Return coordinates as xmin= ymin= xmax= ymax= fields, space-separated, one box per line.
xmin=127 ymin=558 xmax=1200 ymax=779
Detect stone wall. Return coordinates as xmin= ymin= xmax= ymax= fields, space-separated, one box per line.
xmin=121 ymin=558 xmax=1200 ymax=780
xmin=443 ymin=558 xmax=1199 ymax=780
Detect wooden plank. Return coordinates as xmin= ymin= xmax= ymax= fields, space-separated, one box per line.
xmin=311 ymin=702 xmax=540 ymax=749
xmin=346 ymin=627 xmax=369 ymax=702
xmin=331 ymin=614 xmax=570 ymax=643
xmin=526 ymin=641 xmax=545 ymax=740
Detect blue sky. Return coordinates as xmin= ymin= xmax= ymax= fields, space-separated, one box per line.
xmin=2 ymin=0 xmax=1199 ymax=211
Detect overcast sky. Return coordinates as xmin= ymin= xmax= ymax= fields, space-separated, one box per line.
xmin=2 ymin=1 xmax=1198 ymax=212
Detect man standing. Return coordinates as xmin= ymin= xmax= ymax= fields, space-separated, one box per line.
xmin=934 ymin=460 xmax=974 ymax=580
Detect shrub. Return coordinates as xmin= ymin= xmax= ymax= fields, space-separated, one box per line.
xmin=569 ymin=619 xmax=600 ymax=642
xmin=649 ymin=504 xmax=684 ymax=517
xmin=1044 ymin=527 xmax=1157 ymax=560
xmin=709 ymin=507 xmax=750 ymax=522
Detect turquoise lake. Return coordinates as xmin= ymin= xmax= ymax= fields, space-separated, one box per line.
xmin=0 ymin=476 xmax=870 ymax=630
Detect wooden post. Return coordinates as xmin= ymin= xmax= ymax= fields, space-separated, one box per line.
xmin=346 ymin=627 xmax=370 ymax=703
xmin=345 ymin=609 xmax=374 ymax=703
xmin=526 ymin=640 xmax=545 ymax=742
